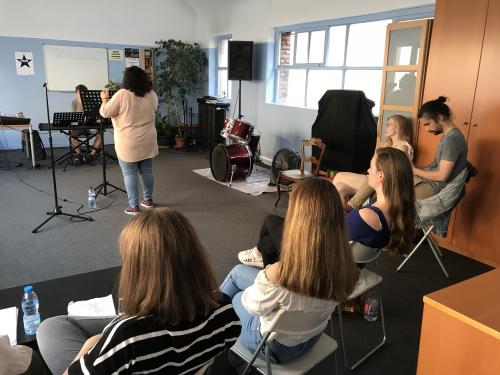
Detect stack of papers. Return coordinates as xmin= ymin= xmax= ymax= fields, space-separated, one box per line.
xmin=0 ymin=307 xmax=18 ymax=345
xmin=68 ymin=295 xmax=116 ymax=317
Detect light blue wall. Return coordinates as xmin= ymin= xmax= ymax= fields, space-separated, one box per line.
xmin=0 ymin=36 xmax=150 ymax=149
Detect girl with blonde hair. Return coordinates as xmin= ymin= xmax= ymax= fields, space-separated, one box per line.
xmin=334 ymin=114 xmax=414 ymax=211
xmin=38 ymin=209 xmax=241 ymax=375
xmin=221 ymin=178 xmax=358 ymax=362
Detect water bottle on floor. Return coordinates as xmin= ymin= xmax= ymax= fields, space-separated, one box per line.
xmin=21 ymin=285 xmax=41 ymax=335
xmin=363 ymin=294 xmax=379 ymax=322
xmin=88 ymin=187 xmax=96 ymax=209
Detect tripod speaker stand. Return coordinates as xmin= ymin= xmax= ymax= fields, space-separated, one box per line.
xmin=79 ymin=90 xmax=125 ymax=198
xmin=32 ymin=84 xmax=93 ymax=233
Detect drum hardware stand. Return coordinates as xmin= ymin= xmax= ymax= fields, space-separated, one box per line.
xmin=33 ymin=84 xmax=93 ymax=233
xmin=229 ymin=164 xmax=237 ymax=186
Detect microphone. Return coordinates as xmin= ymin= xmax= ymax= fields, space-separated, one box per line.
xmin=42 ymin=83 xmax=47 ymax=87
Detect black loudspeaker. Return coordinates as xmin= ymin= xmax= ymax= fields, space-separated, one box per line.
xmin=228 ymin=41 xmax=253 ymax=81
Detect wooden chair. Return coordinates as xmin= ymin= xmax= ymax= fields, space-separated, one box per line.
xmin=274 ymin=138 xmax=326 ymax=207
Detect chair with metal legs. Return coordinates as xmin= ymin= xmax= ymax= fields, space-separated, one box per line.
xmin=231 ymin=309 xmax=339 ymax=375
xmin=397 ymin=162 xmax=477 ymax=279
xmin=397 ymin=216 xmax=450 ymax=278
xmin=337 ymin=243 xmax=386 ymax=370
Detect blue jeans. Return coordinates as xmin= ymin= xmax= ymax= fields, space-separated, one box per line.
xmin=118 ymin=158 xmax=154 ymax=208
xmin=220 ymin=265 xmax=319 ymax=363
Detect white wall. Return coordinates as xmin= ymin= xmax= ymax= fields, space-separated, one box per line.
xmin=194 ymin=0 xmax=435 ymax=161
xmin=196 ymin=0 xmax=433 ymax=43
xmin=0 ymin=0 xmax=197 ymax=45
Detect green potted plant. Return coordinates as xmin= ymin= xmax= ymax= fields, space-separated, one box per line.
xmin=156 ymin=115 xmax=175 ymax=147
xmin=155 ymin=39 xmax=208 ymax=148
xmin=105 ymin=79 xmax=122 ymax=91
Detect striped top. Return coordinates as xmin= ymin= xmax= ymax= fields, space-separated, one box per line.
xmin=68 ymin=297 xmax=241 ymax=375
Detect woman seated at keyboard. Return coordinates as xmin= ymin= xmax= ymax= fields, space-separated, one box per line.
xmin=238 ymin=148 xmax=416 ymax=269
xmin=221 ymin=178 xmax=358 ymax=363
xmin=37 ymin=209 xmax=241 ymax=374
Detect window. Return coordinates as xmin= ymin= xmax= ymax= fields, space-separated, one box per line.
xmin=216 ymin=35 xmax=232 ymax=99
xmin=274 ymin=6 xmax=434 ymax=114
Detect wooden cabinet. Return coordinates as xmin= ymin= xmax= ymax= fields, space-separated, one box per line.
xmin=417 ymin=0 xmax=500 ymax=266
xmin=451 ymin=0 xmax=500 ymax=264
xmin=417 ymin=269 xmax=500 ymax=375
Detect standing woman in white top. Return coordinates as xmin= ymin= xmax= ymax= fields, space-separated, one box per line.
xmin=334 ymin=114 xmax=414 ymax=211
xmin=220 ymin=178 xmax=358 ymax=363
xmin=99 ymin=66 xmax=159 ymax=215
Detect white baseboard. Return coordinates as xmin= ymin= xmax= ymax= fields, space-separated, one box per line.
xmin=259 ymin=155 xmax=273 ymax=167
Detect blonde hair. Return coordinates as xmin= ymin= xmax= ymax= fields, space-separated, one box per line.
xmin=118 ymin=208 xmax=221 ymax=324
xmin=277 ymin=178 xmax=358 ymax=302
xmin=376 ymin=147 xmax=416 ymax=254
xmin=385 ymin=115 xmax=413 ymax=147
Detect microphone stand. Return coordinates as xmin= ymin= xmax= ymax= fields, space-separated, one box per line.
xmin=32 ymin=84 xmax=93 ymax=233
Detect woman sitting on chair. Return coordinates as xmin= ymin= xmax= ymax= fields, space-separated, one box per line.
xmin=239 ymin=147 xmax=416 ymax=268
xmin=37 ymin=209 xmax=241 ymax=375
xmin=221 ymin=178 xmax=359 ymax=363
xmin=334 ymin=114 xmax=414 ymax=212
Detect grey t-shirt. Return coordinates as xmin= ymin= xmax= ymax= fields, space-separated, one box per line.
xmin=425 ymin=128 xmax=468 ymax=193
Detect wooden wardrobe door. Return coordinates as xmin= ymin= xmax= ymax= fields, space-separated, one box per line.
xmin=451 ymin=1 xmax=500 ymax=266
xmin=417 ymin=0 xmax=488 ymax=166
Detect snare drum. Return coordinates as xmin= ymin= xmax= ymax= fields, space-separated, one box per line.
xmin=210 ymin=143 xmax=253 ymax=182
xmin=228 ymin=120 xmax=254 ymax=143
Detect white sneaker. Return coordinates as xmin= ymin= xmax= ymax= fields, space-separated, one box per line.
xmin=238 ymin=247 xmax=264 ymax=268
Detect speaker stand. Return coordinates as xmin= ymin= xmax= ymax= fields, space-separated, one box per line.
xmin=238 ymin=80 xmax=243 ymax=120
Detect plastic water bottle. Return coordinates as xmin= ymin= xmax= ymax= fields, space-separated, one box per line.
xmin=363 ymin=294 xmax=379 ymax=322
xmin=88 ymin=187 xmax=96 ymax=209
xmin=21 ymin=285 xmax=41 ymax=335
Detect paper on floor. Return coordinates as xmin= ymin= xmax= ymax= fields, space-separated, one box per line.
xmin=193 ymin=167 xmax=276 ymax=196
xmin=0 ymin=307 xmax=18 ymax=345
xmin=68 ymin=294 xmax=116 ymax=317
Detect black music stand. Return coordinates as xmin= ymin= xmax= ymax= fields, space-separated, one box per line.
xmin=53 ymin=112 xmax=85 ymax=126
xmin=32 ymin=85 xmax=93 ymax=233
xmin=52 ymin=112 xmax=95 ymax=170
xmin=79 ymin=90 xmax=125 ymax=198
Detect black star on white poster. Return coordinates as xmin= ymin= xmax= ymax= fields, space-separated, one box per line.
xmin=15 ymin=52 xmax=35 ymax=75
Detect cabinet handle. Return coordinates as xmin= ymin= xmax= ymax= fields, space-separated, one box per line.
xmin=472 ymin=124 xmax=478 ymax=127
xmin=462 ymin=122 xmax=469 ymax=126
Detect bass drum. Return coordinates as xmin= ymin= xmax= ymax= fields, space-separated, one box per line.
xmin=210 ymin=143 xmax=253 ymax=182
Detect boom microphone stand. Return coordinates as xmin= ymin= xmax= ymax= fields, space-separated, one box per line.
xmin=32 ymin=83 xmax=93 ymax=233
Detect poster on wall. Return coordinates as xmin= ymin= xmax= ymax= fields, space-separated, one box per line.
xmin=15 ymin=52 xmax=34 ymax=75
xmin=125 ymin=48 xmax=140 ymax=67
xmin=108 ymin=49 xmax=124 ymax=60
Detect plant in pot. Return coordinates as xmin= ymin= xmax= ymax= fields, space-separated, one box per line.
xmin=156 ymin=115 xmax=175 ymax=147
xmin=105 ymin=79 xmax=122 ymax=91
xmin=155 ymin=39 xmax=208 ymax=148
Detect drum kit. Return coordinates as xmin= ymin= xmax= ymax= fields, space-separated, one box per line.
xmin=210 ymin=118 xmax=261 ymax=184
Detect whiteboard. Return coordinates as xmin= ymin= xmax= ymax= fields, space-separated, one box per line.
xmin=43 ymin=45 xmax=109 ymax=91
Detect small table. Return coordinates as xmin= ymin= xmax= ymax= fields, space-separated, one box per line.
xmin=417 ymin=269 xmax=500 ymax=375
xmin=0 ymin=124 xmax=36 ymax=168
xmin=0 ymin=267 xmax=120 ymax=346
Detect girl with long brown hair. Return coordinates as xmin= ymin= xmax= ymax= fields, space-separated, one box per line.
xmin=37 ymin=209 xmax=241 ymax=375
xmin=238 ymin=147 xmax=416 ymax=270
xmin=345 ymin=147 xmax=416 ymax=255
xmin=221 ymin=178 xmax=358 ymax=363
